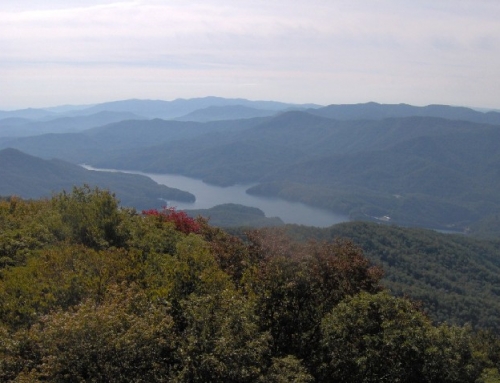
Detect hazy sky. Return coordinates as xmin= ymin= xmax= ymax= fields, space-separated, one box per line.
xmin=1 ymin=0 xmax=499 ymax=110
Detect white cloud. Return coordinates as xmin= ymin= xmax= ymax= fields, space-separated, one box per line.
xmin=1 ymin=0 xmax=500 ymax=109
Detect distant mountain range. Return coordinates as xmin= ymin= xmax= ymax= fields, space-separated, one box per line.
xmin=0 ymin=97 xmax=320 ymax=121
xmin=0 ymin=111 xmax=143 ymax=137
xmin=175 ymin=105 xmax=279 ymax=122
xmin=0 ymin=97 xmax=319 ymax=137
xmin=2 ymin=98 xmax=500 ymax=136
xmin=68 ymin=97 xmax=320 ymax=120
xmin=1 ymin=98 xmax=500 ymax=235
xmin=0 ymin=108 xmax=57 ymax=120
xmin=308 ymin=102 xmax=500 ymax=125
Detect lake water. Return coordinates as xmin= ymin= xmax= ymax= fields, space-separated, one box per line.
xmin=82 ymin=165 xmax=349 ymax=227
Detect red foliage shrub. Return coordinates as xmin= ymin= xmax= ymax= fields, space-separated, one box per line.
xmin=142 ymin=207 xmax=200 ymax=235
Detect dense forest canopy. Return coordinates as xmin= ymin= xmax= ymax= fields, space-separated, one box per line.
xmin=1 ymin=187 xmax=500 ymax=382
xmin=278 ymin=222 xmax=500 ymax=331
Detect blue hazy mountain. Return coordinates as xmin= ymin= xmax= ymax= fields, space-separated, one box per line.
xmin=0 ymin=111 xmax=143 ymax=137
xmin=309 ymin=102 xmax=500 ymax=125
xmin=60 ymin=96 xmax=321 ymax=119
xmin=0 ymin=108 xmax=56 ymax=120
xmin=175 ymin=105 xmax=280 ymax=122
xmin=2 ymin=101 xmax=500 ymax=235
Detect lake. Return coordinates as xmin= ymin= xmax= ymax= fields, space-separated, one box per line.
xmin=82 ymin=165 xmax=349 ymax=227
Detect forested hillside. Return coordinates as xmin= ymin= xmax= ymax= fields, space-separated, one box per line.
xmin=185 ymin=203 xmax=284 ymax=228
xmin=280 ymin=222 xmax=500 ymax=331
xmin=91 ymin=112 xmax=500 ymax=234
xmin=0 ymin=148 xmax=194 ymax=209
xmin=2 ymin=101 xmax=500 ymax=236
xmin=1 ymin=189 xmax=499 ymax=382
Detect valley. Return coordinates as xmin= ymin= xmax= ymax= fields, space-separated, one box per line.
xmin=2 ymin=98 xmax=499 ymax=237
xmin=82 ymin=165 xmax=350 ymax=227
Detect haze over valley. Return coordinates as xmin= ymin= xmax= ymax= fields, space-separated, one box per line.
xmin=2 ymin=97 xmax=500 ymax=237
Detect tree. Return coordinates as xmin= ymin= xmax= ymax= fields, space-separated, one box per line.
xmin=1 ymin=285 xmax=179 ymax=382
xmin=247 ymin=229 xmax=383 ymax=374
xmin=51 ymin=185 xmax=126 ymax=249
xmin=261 ymin=356 xmax=314 ymax=383
xmin=0 ymin=244 xmax=140 ymax=328
xmin=320 ymin=291 xmax=487 ymax=383
xmin=0 ymin=197 xmax=57 ymax=268
xmin=142 ymin=207 xmax=200 ymax=235
xmin=174 ymin=291 xmax=270 ymax=383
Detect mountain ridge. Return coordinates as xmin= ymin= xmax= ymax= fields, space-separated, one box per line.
xmin=0 ymin=148 xmax=195 ymax=209
xmin=0 ymin=111 xmax=143 ymax=137
xmin=57 ymin=97 xmax=322 ymax=119
xmin=2 ymin=100 xmax=500 ymax=236
xmin=310 ymin=102 xmax=500 ymax=125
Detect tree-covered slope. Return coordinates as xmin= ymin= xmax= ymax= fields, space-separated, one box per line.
xmin=0 ymin=116 xmax=270 ymax=164
xmin=3 ymin=105 xmax=500 ymax=236
xmin=86 ymin=112 xmax=500 ymax=233
xmin=184 ymin=203 xmax=284 ymax=228
xmin=248 ymin=126 xmax=500 ymax=230
xmin=1 ymin=189 xmax=498 ymax=382
xmin=0 ymin=148 xmax=194 ymax=209
xmin=94 ymin=113 xmax=484 ymax=183
xmin=283 ymin=221 xmax=500 ymax=330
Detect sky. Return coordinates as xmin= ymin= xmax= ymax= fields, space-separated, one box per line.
xmin=1 ymin=0 xmax=499 ymax=110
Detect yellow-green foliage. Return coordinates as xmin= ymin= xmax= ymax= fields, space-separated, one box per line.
xmin=0 ymin=197 xmax=59 ymax=267
xmin=0 ymin=187 xmax=499 ymax=382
